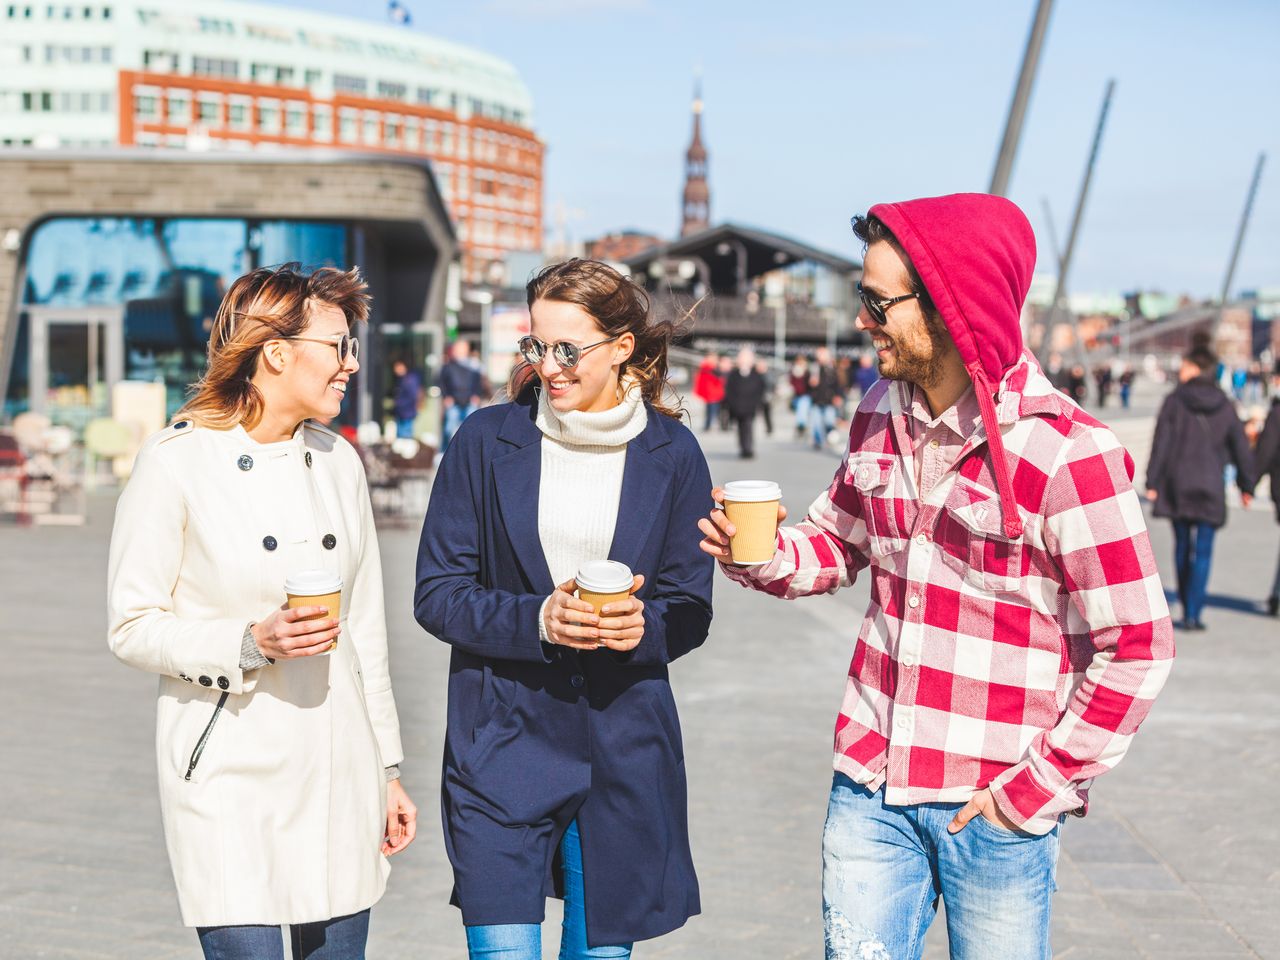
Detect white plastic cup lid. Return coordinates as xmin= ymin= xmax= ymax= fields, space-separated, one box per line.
xmin=576 ymin=560 xmax=634 ymax=594
xmin=721 ymin=480 xmax=782 ymax=503
xmin=284 ymin=569 xmax=343 ymax=595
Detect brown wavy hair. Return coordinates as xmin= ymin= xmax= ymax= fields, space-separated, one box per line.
xmin=175 ymin=263 xmax=371 ymax=431
xmin=511 ymin=258 xmax=683 ymax=419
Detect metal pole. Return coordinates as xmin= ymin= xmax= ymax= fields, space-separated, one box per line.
xmin=773 ymin=300 xmax=786 ymax=370
xmin=989 ymin=0 xmax=1055 ymax=197
xmin=1040 ymin=196 xmax=1064 ymax=272
xmin=1217 ymin=152 xmax=1266 ymax=309
xmin=1041 ymin=79 xmax=1115 ymax=368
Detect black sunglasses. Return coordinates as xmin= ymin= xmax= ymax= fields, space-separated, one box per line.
xmin=519 ymin=334 xmax=618 ymax=370
xmin=857 ymin=282 xmax=920 ymax=326
xmin=286 ymin=333 xmax=360 ymax=365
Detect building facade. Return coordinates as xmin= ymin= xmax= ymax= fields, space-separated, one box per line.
xmin=0 ymin=0 xmax=542 ymax=283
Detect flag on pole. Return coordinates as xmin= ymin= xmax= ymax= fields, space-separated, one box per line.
xmin=388 ymin=0 xmax=411 ymax=25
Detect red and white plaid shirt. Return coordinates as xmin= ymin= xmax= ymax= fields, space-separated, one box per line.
xmin=723 ymin=353 xmax=1175 ymax=834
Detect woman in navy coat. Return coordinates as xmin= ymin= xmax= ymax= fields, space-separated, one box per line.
xmin=415 ymin=259 xmax=714 ymax=958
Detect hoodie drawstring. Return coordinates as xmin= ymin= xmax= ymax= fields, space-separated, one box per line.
xmin=968 ymin=365 xmax=1024 ymax=540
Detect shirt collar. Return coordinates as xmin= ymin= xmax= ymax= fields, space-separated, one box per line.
xmin=907 ymin=383 xmax=982 ymax=440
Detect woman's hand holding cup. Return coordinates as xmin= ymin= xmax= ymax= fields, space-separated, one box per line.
xmin=544 ymin=579 xmax=602 ymax=651
xmin=251 ymin=603 xmax=341 ymax=660
xmin=698 ymin=486 xmax=787 ymax=562
xmin=596 ymin=574 xmax=646 ymax=652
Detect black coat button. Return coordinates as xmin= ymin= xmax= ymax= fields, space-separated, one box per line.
xmin=199 ymin=675 xmax=212 ymax=687
xmin=173 ymin=420 xmax=188 ymax=430
xmin=322 ymin=534 xmax=336 ymax=550
xmin=305 ymin=451 xmax=313 ymax=468
xmin=263 ymin=536 xmax=277 ymax=551
xmin=217 ymin=676 xmax=229 ymax=690
xmin=237 ymin=454 xmax=254 ymax=471
xmin=570 ymin=674 xmax=585 ymax=688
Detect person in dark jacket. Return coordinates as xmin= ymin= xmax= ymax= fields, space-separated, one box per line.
xmin=391 ymin=358 xmax=423 ymax=439
xmin=1146 ymin=338 xmax=1256 ymax=630
xmin=439 ymin=340 xmax=485 ymax=451
xmin=723 ymin=347 xmax=766 ymax=458
xmin=415 ymin=259 xmax=713 ymax=959
xmin=1255 ymin=365 xmax=1280 ymax=616
xmin=807 ymin=347 xmax=841 ymax=450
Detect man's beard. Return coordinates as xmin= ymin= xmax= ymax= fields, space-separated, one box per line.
xmin=878 ymin=310 xmax=952 ymax=390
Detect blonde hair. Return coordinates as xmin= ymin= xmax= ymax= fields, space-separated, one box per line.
xmin=175 ymin=263 xmax=370 ymax=431
xmin=511 ymin=258 xmax=684 ymax=419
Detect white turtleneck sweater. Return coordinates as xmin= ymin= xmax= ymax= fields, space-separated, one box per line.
xmin=535 ymin=384 xmax=648 ymax=636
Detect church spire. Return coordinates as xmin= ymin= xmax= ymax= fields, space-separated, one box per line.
xmin=681 ymin=79 xmax=709 ymax=237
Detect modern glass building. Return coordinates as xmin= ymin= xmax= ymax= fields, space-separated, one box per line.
xmin=0 ymin=0 xmax=542 ymax=283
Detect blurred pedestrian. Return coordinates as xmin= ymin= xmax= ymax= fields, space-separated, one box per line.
xmin=1255 ymin=364 xmax=1280 ymax=617
xmin=108 ymin=265 xmax=415 ymax=959
xmin=391 ymin=357 xmax=423 ymax=439
xmin=415 ymin=258 xmax=712 ymax=959
xmin=717 ymin=354 xmax=734 ymax=430
xmin=808 ymin=346 xmax=840 ymax=450
xmin=755 ymin=357 xmax=776 ymax=436
xmin=699 ymin=196 xmax=1172 ymax=960
xmin=1119 ymin=365 xmax=1136 ymax=409
xmin=1044 ymin=351 xmax=1068 ymax=391
xmin=1093 ymin=365 xmax=1113 ymax=408
xmin=693 ymin=352 xmax=725 ymax=431
xmin=439 ymin=340 xmax=484 ymax=451
xmin=724 ymin=347 xmax=765 ymax=458
xmin=789 ymin=354 xmax=812 ymax=438
xmin=1146 ymin=336 xmax=1257 ymax=631
xmin=855 ymin=351 xmax=880 ymax=399
xmin=1067 ymin=364 xmax=1089 ymax=406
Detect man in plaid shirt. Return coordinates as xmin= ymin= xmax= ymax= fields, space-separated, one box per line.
xmin=699 ymin=194 xmax=1174 ymax=960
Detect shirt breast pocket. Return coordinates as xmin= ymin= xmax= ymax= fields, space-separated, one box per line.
xmin=845 ymin=453 xmax=907 ymax=558
xmin=935 ymin=479 xmax=1026 ymax=592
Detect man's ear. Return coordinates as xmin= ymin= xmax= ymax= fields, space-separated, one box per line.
xmin=259 ymin=339 xmax=290 ymax=374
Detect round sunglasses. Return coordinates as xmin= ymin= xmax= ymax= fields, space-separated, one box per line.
xmin=519 ymin=334 xmax=618 ymax=370
xmin=286 ymin=333 xmax=360 ymax=365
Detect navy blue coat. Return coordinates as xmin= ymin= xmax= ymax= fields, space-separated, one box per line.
xmin=414 ymin=389 xmax=714 ymax=946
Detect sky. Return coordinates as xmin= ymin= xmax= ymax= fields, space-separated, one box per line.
xmin=266 ymin=0 xmax=1278 ymax=300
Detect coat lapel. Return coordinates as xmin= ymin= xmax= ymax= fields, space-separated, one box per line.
xmin=493 ymin=398 xmax=556 ymax=595
xmin=607 ymin=416 xmax=674 ymax=577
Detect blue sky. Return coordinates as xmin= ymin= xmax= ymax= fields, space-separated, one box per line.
xmin=270 ymin=0 xmax=1276 ymax=299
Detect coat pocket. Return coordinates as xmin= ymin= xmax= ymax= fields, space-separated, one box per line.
xmin=844 ymin=453 xmax=907 ymax=557
xmin=935 ymin=480 xmax=1026 ymax=593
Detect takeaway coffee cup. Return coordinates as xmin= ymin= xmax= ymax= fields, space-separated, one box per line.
xmin=284 ymin=569 xmax=343 ymax=654
xmin=575 ymin=560 xmax=635 ymax=616
xmin=720 ymin=480 xmax=782 ymax=565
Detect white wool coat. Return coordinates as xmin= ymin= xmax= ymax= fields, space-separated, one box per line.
xmin=107 ymin=418 xmax=403 ymax=927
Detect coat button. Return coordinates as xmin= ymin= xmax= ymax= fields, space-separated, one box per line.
xmin=199 ymin=675 xmax=212 ymax=686
xmin=262 ymin=535 xmax=277 ymax=551
xmin=322 ymin=534 xmax=336 ymax=550
xmin=217 ymin=676 xmax=229 ymax=690
xmin=305 ymin=451 xmax=313 ymax=468
xmin=570 ymin=674 xmax=585 ymax=688
xmin=173 ymin=420 xmax=188 ymax=430
xmin=237 ymin=454 xmax=254 ymax=471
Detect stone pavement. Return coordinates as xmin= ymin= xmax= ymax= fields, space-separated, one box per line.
xmin=1 ymin=378 xmax=1276 ymax=959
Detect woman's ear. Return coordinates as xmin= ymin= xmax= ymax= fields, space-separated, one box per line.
xmin=613 ymin=331 xmax=636 ymax=368
xmin=259 ymin=338 xmax=291 ymax=374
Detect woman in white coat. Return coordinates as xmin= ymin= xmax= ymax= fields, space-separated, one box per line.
xmin=107 ymin=264 xmax=417 ymax=960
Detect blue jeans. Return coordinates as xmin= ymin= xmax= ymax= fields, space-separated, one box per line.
xmin=1172 ymin=519 xmax=1216 ymax=622
xmin=793 ymin=394 xmax=812 ymax=435
xmin=443 ymin=403 xmax=475 ymax=451
xmin=702 ymin=400 xmax=720 ymax=432
xmin=809 ymin=403 xmax=837 ymax=447
xmin=465 ymin=820 xmax=631 ymax=960
xmin=197 ymin=909 xmax=369 ymax=960
xmin=395 ymin=417 xmax=416 ymax=439
xmin=822 ymin=775 xmax=1059 ymax=960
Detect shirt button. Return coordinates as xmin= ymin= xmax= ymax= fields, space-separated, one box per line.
xmin=908 ymin=595 xmax=921 ymax=609
xmin=929 ymin=439 xmax=940 ymax=448
xmin=570 ymin=674 xmax=585 ymax=688
xmin=915 ymin=534 xmax=928 ymax=545
xmin=896 ymin=714 xmax=911 ymax=729
xmin=901 ymin=654 xmax=916 ymax=667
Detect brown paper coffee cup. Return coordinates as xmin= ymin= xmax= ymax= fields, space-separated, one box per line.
xmin=577 ymin=588 xmax=632 ymax=616
xmin=722 ymin=480 xmax=782 ymax=565
xmin=284 ymin=570 xmax=343 ymax=653
xmin=575 ymin=560 xmax=635 ymax=617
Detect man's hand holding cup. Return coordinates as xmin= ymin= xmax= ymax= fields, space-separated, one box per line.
xmin=699 ymin=483 xmax=786 ymax=565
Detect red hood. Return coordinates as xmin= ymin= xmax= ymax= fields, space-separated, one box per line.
xmin=868 ymin=193 xmax=1037 ymax=538
xmin=869 ymin=193 xmax=1035 ymax=384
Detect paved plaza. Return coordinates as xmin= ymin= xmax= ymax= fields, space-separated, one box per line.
xmin=2 ymin=381 xmax=1277 ymax=959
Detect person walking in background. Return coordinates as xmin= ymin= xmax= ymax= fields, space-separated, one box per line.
xmin=716 ymin=354 xmax=735 ymax=431
xmin=391 ymin=357 xmax=423 ymax=439
xmin=1119 ymin=365 xmax=1136 ymax=409
xmin=724 ymin=347 xmax=766 ymax=459
xmin=1251 ymin=363 xmax=1280 ymax=616
xmin=439 ymin=340 xmax=484 ymax=451
xmin=415 ymin=258 xmax=713 ymax=959
xmin=854 ymin=352 xmax=880 ymax=400
xmin=108 ymin=265 xmax=415 ymax=960
xmin=693 ymin=352 xmax=725 ymax=432
xmin=1067 ymin=364 xmax=1089 ymax=406
xmin=1146 ymin=335 xmax=1257 ymax=631
xmin=755 ymin=357 xmax=776 ymax=436
xmin=790 ymin=353 xmax=812 ymax=438
xmin=699 ymin=195 xmax=1173 ymax=960
xmin=808 ymin=346 xmax=840 ymax=450
xmin=1093 ymin=364 xmax=1113 ymax=408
